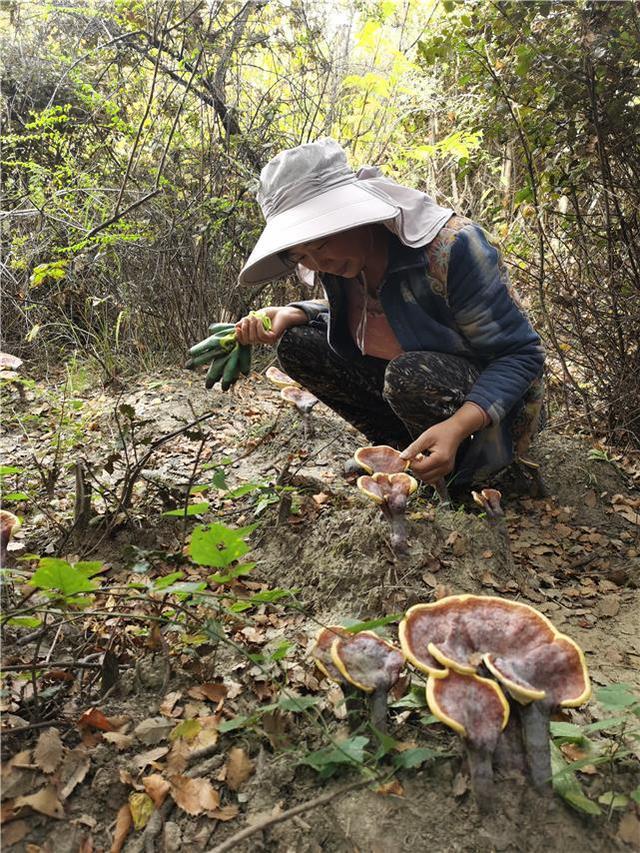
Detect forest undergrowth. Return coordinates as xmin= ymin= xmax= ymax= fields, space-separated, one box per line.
xmin=1 ymin=364 xmax=639 ymax=852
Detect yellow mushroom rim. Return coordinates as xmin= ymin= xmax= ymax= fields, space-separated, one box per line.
xmin=354 ymin=445 xmax=409 ymax=475
xmin=357 ymin=472 xmax=419 ymax=506
xmin=330 ymin=631 xmax=404 ymax=694
xmin=400 ymin=594 xmax=591 ymax=707
xmin=311 ymin=625 xmax=351 ymax=683
xmin=265 ymin=366 xmax=299 ymax=387
xmin=426 ymin=670 xmax=510 ymax=739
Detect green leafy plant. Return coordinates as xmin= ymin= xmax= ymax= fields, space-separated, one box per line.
xmin=550 ymin=683 xmax=640 ymax=815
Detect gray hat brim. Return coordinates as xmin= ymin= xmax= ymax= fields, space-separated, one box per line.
xmin=238 ymin=183 xmax=398 ymax=285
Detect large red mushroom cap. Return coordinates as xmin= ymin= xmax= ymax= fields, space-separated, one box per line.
xmin=426 ymin=670 xmax=509 ymax=745
xmin=356 ymin=472 xmax=418 ymax=509
xmin=401 ymin=595 xmax=591 ymax=707
xmin=330 ymin=631 xmax=405 ymax=694
xmin=472 ymin=488 xmax=504 ymax=518
xmin=354 ymin=446 xmax=409 ymax=475
xmin=266 ymin=366 xmax=299 ymax=388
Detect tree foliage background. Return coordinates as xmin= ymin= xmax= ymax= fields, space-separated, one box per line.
xmin=1 ymin=0 xmax=639 ymax=446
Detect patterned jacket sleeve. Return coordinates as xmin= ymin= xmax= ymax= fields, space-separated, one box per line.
xmin=286 ymin=299 xmax=329 ymax=323
xmin=447 ymin=224 xmax=545 ymax=424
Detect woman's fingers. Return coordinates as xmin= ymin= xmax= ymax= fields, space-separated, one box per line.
xmin=235 ymin=316 xmax=276 ymax=346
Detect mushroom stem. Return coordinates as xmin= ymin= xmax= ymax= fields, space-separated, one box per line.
xmin=465 ymin=742 xmax=495 ymax=814
xmin=493 ymin=701 xmax=527 ymax=779
xmin=369 ymin=686 xmax=389 ymax=734
xmin=434 ymin=477 xmax=450 ymax=504
xmin=518 ymin=701 xmax=552 ymax=792
xmin=301 ymin=410 xmax=315 ymax=439
xmin=389 ymin=511 xmax=408 ymax=556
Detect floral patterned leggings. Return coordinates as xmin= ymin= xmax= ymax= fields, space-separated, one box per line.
xmin=277 ymin=324 xmax=481 ymax=451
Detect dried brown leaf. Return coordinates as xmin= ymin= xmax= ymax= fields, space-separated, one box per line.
xmin=131 ymin=746 xmax=169 ymax=771
xmin=159 ymin=691 xmax=183 ymax=718
xmin=597 ymin=595 xmax=621 ymax=618
xmin=617 ymin=812 xmax=640 ymax=846
xmin=169 ymin=775 xmax=219 ymax=816
xmin=210 ymin=804 xmax=240 ymax=821
xmin=110 ymin=803 xmax=132 ymax=853
xmin=14 ymin=785 xmax=64 ymax=819
xmin=225 ymin=747 xmax=254 ymax=791
xmin=33 ymin=729 xmax=64 ymax=773
xmin=142 ymin=773 xmax=170 ymax=808
xmin=187 ymin=683 xmax=228 ymax=703
xmin=133 ymin=717 xmax=173 ymax=745
xmin=57 ymin=748 xmax=91 ymax=800
xmin=102 ymin=732 xmax=135 ymax=751
xmin=78 ymin=708 xmax=116 ymax=733
xmin=2 ymin=819 xmax=28 ymax=846
xmin=375 ymin=779 xmax=404 ymax=797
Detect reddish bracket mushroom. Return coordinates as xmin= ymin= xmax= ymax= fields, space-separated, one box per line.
xmin=330 ymin=630 xmax=405 ymax=732
xmin=357 ymin=472 xmax=418 ymax=555
xmin=280 ymin=386 xmax=319 ymax=437
xmin=400 ymin=594 xmax=590 ymax=796
xmin=265 ymin=366 xmax=300 ymax=388
xmin=0 ymin=353 xmax=26 ymax=401
xmin=355 ymin=445 xmax=409 ymax=475
xmin=0 ymin=510 xmax=21 ymax=568
xmin=427 ymin=669 xmax=509 ymax=812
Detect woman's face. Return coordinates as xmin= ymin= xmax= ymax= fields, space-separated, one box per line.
xmin=286 ymin=225 xmax=372 ymax=278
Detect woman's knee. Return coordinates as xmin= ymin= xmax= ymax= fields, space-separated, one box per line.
xmin=384 ymin=351 xmax=478 ymax=400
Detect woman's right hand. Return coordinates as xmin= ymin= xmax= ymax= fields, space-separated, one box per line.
xmin=235 ymin=306 xmax=307 ymax=346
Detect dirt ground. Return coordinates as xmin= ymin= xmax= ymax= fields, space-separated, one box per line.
xmin=1 ymin=367 xmax=639 ymax=852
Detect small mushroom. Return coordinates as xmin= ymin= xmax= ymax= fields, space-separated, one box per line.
xmin=280 ymin=386 xmax=319 ymax=438
xmin=472 ymin=488 xmax=520 ymax=581
xmin=0 ymin=510 xmax=21 ymax=568
xmin=427 ymin=670 xmax=509 ymax=812
xmin=357 ymin=472 xmax=418 ymax=555
xmin=330 ymin=631 xmax=405 ymax=732
xmin=0 ymin=352 xmax=26 ymax=401
xmin=400 ymin=595 xmax=591 ymax=793
xmin=265 ymin=366 xmax=300 ymax=388
xmin=354 ymin=445 xmax=409 ymax=475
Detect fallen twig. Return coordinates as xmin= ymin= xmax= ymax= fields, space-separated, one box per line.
xmin=205 ymin=778 xmax=372 ymax=853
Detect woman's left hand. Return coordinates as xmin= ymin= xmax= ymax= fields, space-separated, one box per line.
xmin=400 ymin=420 xmax=463 ymax=484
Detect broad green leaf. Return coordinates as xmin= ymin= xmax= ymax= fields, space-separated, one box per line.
xmin=390 ymin=686 xmax=428 ymax=710
xmin=580 ymin=716 xmax=629 ymax=734
xmin=344 ymin=614 xmax=402 ymax=633
xmin=6 ymin=616 xmax=42 ymax=628
xmin=75 ymin=561 xmax=104 ymax=577
xmin=153 ymin=571 xmax=184 ymax=590
xmin=302 ymin=735 xmax=369 ymax=773
xmin=630 ymin=786 xmax=640 ymax=804
xmin=278 ymin=695 xmax=319 ymax=713
xmin=2 ymin=492 xmax=29 ymax=502
xmin=162 ymin=501 xmax=209 ymax=517
xmin=596 ymin=684 xmax=638 ymax=710
xmin=208 ymin=562 xmax=256 ymax=585
xmin=249 ymin=587 xmax=295 ymax=604
xmin=597 ymin=791 xmax=629 ymax=809
xmin=225 ymin=483 xmax=262 ymax=499
xmin=227 ymin=600 xmax=252 ymax=613
xmin=31 ymin=558 xmax=97 ymax=596
xmin=393 ymin=747 xmax=441 ymax=769
xmin=269 ymin=640 xmax=293 ymax=662
xmin=218 ymin=715 xmax=251 ymax=733
xmin=189 ymin=522 xmax=256 ymax=568
xmin=0 ymin=466 xmax=22 ymax=476
xmin=160 ymin=581 xmax=207 ymax=596
xmin=549 ymin=722 xmax=585 ymax=741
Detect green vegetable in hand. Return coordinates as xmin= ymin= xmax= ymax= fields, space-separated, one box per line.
xmin=221 ymin=343 xmax=241 ymax=391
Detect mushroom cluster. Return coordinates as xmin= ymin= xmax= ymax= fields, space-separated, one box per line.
xmin=354 ymin=446 xmax=418 ymax=555
xmin=399 ymin=594 xmax=591 ymax=808
xmin=311 ymin=626 xmax=405 ymax=732
xmin=266 ymin=366 xmax=319 ymax=437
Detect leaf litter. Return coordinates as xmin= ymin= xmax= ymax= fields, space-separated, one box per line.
xmin=1 ymin=371 xmax=639 ymax=851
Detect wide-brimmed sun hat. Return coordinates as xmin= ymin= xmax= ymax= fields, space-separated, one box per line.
xmin=238 ymin=138 xmax=453 ymax=285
